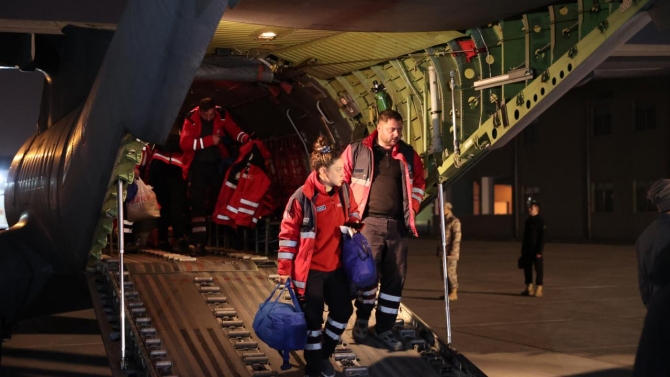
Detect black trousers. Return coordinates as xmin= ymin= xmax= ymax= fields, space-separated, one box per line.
xmin=355 ymin=217 xmax=408 ymax=333
xmin=301 ymin=268 xmax=353 ymax=373
xmin=148 ymin=161 xmax=188 ymax=241
xmin=187 ymin=161 xmax=223 ymax=244
xmin=523 ymin=255 xmax=544 ymax=285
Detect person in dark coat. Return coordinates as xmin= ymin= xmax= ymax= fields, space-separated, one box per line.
xmin=520 ymin=201 xmax=545 ymax=297
xmin=633 ymin=242 xmax=670 ymax=376
xmin=636 ymin=178 xmax=670 ymax=307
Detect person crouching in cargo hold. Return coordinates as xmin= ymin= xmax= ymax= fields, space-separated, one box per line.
xmin=437 ymin=202 xmax=461 ymax=301
xmin=180 ymin=98 xmax=250 ymax=256
xmin=277 ymin=137 xmax=360 ymax=377
xmin=520 ymin=201 xmax=546 ymax=297
xmin=341 ymin=109 xmax=426 ymax=351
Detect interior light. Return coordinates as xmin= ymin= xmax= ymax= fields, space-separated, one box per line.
xmin=474 ymin=68 xmax=535 ymax=90
xmin=257 ymin=31 xmax=277 ymax=41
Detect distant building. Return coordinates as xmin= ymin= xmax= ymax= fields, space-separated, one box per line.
xmin=445 ymin=76 xmax=670 ymax=243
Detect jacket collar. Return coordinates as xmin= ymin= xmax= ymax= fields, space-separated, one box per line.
xmin=363 ymin=129 xmax=404 ymax=155
xmin=302 ymin=171 xmax=340 ymax=199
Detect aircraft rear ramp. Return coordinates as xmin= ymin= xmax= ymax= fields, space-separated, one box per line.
xmin=91 ymin=250 xmax=484 ymax=377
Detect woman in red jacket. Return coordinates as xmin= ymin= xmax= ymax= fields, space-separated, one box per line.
xmin=278 ymin=136 xmax=360 ymax=377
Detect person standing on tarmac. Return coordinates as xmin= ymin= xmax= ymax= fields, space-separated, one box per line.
xmin=278 ymin=136 xmax=361 ymax=377
xmin=341 ymin=109 xmax=426 ymax=351
xmin=635 ymin=178 xmax=670 ymax=307
xmin=146 ymin=132 xmax=190 ymax=253
xmin=437 ymin=202 xmax=461 ymax=301
xmin=179 ymin=98 xmax=250 ymax=255
xmin=520 ymin=201 xmax=545 ymax=297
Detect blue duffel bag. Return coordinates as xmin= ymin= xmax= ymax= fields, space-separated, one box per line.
xmin=252 ymin=279 xmax=307 ymax=370
xmin=341 ymin=228 xmax=377 ymax=288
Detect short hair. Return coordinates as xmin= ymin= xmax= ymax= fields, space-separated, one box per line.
xmin=378 ymin=109 xmax=403 ymax=124
xmin=199 ymin=98 xmax=216 ymax=112
xmin=530 ymin=201 xmax=540 ymax=210
xmin=444 ymin=202 xmax=453 ymax=210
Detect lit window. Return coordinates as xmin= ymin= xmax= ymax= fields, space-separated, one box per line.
xmin=494 ymin=184 xmax=513 ymax=215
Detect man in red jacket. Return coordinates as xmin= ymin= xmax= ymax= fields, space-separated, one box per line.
xmin=180 ymin=98 xmax=250 ymax=254
xmin=341 ymin=109 xmax=426 ymax=351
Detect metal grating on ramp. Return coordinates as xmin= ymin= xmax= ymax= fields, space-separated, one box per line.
xmin=124 ymin=253 xmax=481 ymax=376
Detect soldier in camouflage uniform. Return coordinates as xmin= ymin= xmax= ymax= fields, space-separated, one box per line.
xmin=437 ymin=202 xmax=461 ymax=301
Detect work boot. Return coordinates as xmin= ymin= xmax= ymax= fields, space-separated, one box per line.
xmin=191 ymin=244 xmax=205 ymax=257
xmin=372 ymin=327 xmax=404 ymax=351
xmin=521 ymin=284 xmax=535 ymax=296
xmin=534 ymin=285 xmax=543 ymax=298
xmin=320 ymin=359 xmax=335 ymax=377
xmin=448 ymin=288 xmax=458 ymax=301
xmin=173 ymin=238 xmax=191 ymax=254
xmin=352 ymin=318 xmax=369 ymax=343
xmin=157 ymin=241 xmax=172 ymax=252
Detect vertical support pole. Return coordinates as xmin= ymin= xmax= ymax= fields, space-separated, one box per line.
xmin=215 ymin=222 xmax=220 ymax=247
xmin=437 ymin=181 xmax=452 ymax=345
xmin=255 ymin=225 xmax=260 ymax=254
xmin=117 ymin=179 xmax=127 ymax=368
xmin=450 ymin=71 xmax=460 ymax=157
xmin=514 ymin=137 xmax=520 ymax=239
xmin=264 ymin=219 xmax=270 ymax=256
xmin=428 ymin=66 xmax=442 ymax=154
xmin=423 ymin=81 xmax=429 ymax=155
xmin=406 ymin=94 xmax=412 ymax=142
xmin=586 ymin=99 xmax=592 ymax=240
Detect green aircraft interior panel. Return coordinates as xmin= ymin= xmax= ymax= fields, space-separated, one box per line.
xmin=580 ymin=0 xmax=612 ymax=39
xmin=551 ymin=4 xmax=580 ymax=62
xmin=525 ymin=12 xmax=552 ymax=72
xmin=446 ymin=39 xmax=481 ymax=144
xmin=501 ymin=19 xmax=528 ymax=102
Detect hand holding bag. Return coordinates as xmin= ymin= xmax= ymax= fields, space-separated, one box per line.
xmin=340 ymin=226 xmax=377 ymax=288
xmin=252 ymin=279 xmax=307 ymax=370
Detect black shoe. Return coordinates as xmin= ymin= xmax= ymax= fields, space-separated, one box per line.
xmin=320 ymin=359 xmax=335 ymax=377
xmin=191 ymin=244 xmax=205 ymax=257
xmin=173 ymin=238 xmax=190 ymax=254
xmin=124 ymin=243 xmax=140 ymax=253
xmin=157 ymin=241 xmax=172 ymax=252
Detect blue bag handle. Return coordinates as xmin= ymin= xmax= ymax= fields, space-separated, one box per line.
xmin=261 ymin=278 xmax=302 ymax=310
xmin=262 ymin=278 xmax=302 ymax=371
xmin=284 ymin=279 xmax=302 ymax=312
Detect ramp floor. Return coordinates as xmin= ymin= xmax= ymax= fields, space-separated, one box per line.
xmin=124 ymin=252 xmax=440 ymax=376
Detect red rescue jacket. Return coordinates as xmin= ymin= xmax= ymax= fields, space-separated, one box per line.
xmin=213 ymin=140 xmax=275 ymax=228
xmin=277 ymin=172 xmax=360 ymax=295
xmin=341 ymin=130 xmax=426 ymax=236
xmin=179 ymin=106 xmax=249 ymax=179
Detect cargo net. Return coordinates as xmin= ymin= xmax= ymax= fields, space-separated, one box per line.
xmin=263 ymin=134 xmax=310 ymax=216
